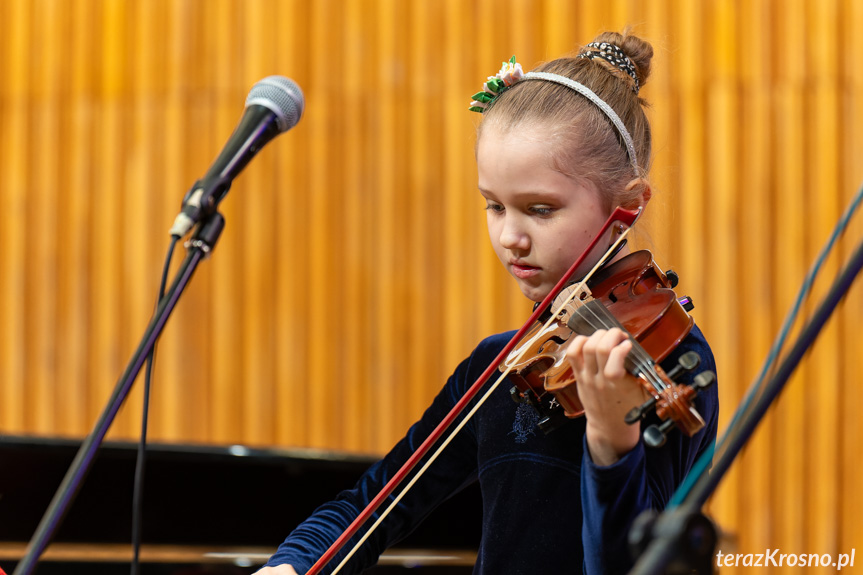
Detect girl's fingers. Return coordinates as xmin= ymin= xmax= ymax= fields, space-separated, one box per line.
xmin=568 ymin=328 xmax=630 ymax=381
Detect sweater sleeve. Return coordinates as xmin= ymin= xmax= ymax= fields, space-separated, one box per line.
xmin=264 ymin=342 xmax=489 ymax=574
xmin=580 ymin=326 xmax=719 ymax=574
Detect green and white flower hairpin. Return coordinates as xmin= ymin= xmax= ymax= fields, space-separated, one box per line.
xmin=469 ymin=56 xmax=524 ymax=113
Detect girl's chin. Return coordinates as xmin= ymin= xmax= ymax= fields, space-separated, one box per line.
xmin=517 ymin=283 xmax=550 ymax=303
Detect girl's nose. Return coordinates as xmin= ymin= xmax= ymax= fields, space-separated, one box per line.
xmin=499 ymin=216 xmax=530 ymax=252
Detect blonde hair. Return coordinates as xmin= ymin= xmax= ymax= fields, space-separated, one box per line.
xmin=478 ymin=30 xmax=654 ymax=211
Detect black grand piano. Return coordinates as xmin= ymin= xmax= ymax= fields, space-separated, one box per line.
xmin=0 ymin=435 xmax=481 ymax=574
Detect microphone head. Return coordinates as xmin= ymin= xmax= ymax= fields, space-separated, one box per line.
xmin=245 ymin=76 xmax=305 ymax=133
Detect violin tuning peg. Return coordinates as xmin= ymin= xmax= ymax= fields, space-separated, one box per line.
xmin=692 ymin=371 xmax=716 ymax=391
xmin=643 ymin=419 xmax=675 ymax=448
xmin=665 ymin=351 xmax=701 ymax=381
xmin=625 ymin=396 xmax=657 ymax=425
xmin=677 ymin=294 xmax=695 ymax=312
xmin=678 ymin=351 xmax=700 ymax=371
xmin=664 ymin=269 xmax=680 ymax=288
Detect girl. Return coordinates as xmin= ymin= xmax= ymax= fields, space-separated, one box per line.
xmin=256 ymin=30 xmax=718 ymax=574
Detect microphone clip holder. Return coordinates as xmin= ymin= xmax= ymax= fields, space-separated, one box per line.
xmin=628 ymin=508 xmax=718 ymax=575
xmin=170 ymin=179 xmax=231 ymax=238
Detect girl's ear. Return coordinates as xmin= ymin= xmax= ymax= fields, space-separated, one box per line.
xmin=623 ymin=177 xmax=652 ymax=209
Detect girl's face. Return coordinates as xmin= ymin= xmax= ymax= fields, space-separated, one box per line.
xmin=477 ymin=125 xmax=611 ymax=302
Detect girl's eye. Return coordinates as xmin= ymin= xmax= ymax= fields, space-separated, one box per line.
xmin=530 ymin=206 xmax=555 ymax=216
xmin=485 ymin=202 xmax=504 ymax=213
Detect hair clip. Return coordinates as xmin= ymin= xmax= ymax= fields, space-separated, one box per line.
xmin=578 ymin=42 xmax=640 ymax=94
xmin=469 ymin=56 xmax=524 ymax=113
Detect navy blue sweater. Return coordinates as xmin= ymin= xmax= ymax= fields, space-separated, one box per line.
xmin=265 ymin=326 xmax=718 ymax=574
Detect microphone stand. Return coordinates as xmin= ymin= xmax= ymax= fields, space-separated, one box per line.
xmin=12 ymin=212 xmax=226 ymax=575
xmin=627 ymin=234 xmax=863 ymax=574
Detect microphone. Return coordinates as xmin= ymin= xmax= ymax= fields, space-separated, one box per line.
xmin=170 ymin=75 xmax=305 ymax=237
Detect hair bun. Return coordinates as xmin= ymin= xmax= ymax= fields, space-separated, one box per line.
xmin=586 ymin=30 xmax=654 ymax=91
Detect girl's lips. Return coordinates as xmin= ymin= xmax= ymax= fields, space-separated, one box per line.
xmin=511 ymin=263 xmax=541 ymax=279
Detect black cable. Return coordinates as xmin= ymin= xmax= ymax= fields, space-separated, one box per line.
xmin=131 ymin=236 xmax=179 ymax=575
xmin=685 ymin=233 xmax=863 ymax=510
xmin=629 ymin=233 xmax=863 ymax=575
xmin=669 ymin=180 xmax=863 ymax=507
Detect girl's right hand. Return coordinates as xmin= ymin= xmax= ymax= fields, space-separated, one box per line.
xmin=565 ymin=328 xmax=645 ymax=466
xmin=253 ymin=566 xmax=299 ymax=575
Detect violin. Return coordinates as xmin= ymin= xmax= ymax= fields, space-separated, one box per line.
xmin=503 ymin=249 xmax=716 ymax=447
xmin=306 ymin=207 xmax=712 ymax=574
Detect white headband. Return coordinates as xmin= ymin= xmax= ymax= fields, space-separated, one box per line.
xmin=521 ymin=71 xmax=639 ymax=173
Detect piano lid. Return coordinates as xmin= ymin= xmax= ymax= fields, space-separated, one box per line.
xmin=0 ymin=435 xmax=482 ymax=551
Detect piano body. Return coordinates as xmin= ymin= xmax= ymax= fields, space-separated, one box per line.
xmin=0 ymin=435 xmax=480 ymax=574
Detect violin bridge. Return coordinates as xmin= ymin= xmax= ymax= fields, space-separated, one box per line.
xmin=552 ymin=283 xmax=594 ymax=323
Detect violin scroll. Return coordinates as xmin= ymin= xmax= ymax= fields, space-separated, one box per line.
xmin=624 ymin=351 xmax=701 ymax=424
xmin=640 ymin=371 xmax=716 ymax=447
xmin=623 ymin=352 xmax=717 ymax=448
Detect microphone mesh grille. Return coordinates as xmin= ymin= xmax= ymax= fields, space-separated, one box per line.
xmin=245 ymin=76 xmax=305 ymax=133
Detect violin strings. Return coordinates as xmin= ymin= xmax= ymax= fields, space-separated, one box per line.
xmin=524 ymin=228 xmax=665 ymax=395
xmin=332 ymin=228 xmax=639 ymax=574
xmin=573 ymin=299 xmax=668 ymax=393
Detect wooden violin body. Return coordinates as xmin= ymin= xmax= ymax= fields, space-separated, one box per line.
xmin=503 ymin=250 xmax=715 ymax=445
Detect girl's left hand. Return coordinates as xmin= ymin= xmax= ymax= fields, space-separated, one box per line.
xmin=565 ymin=328 xmax=647 ymax=466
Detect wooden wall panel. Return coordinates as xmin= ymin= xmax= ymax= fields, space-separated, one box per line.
xmin=1 ymin=0 xmax=862 ymax=570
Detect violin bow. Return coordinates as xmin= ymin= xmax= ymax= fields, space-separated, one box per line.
xmin=306 ymin=206 xmax=642 ymax=575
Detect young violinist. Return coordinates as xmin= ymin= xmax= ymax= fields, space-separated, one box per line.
xmin=255 ymin=30 xmax=719 ymax=575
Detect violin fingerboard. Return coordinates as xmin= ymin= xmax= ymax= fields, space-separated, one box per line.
xmin=567 ymin=299 xmax=625 ymax=334
xmin=567 ymin=299 xmax=655 ymax=376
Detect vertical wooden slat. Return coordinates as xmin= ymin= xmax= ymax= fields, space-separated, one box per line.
xmin=738 ymin=0 xmax=775 ymax=552
xmin=839 ymin=0 xmax=863 ymax=559
xmin=31 ymin=0 xmax=61 ymax=434
xmin=806 ymin=0 xmax=842 ymax=555
xmin=134 ymin=0 xmax=172 ymax=443
xmin=543 ymin=0 xmax=578 ymax=57
xmin=119 ymin=0 xmax=150 ymax=441
xmin=89 ymin=0 xmax=125 ymax=439
xmin=645 ymin=1 xmax=675 ymax=264
xmin=332 ymin=0 xmax=362 ymax=449
xmin=185 ymin=0 xmax=218 ymax=444
xmin=442 ymin=0 xmax=475 ymax=377
xmin=371 ymin=0 xmax=399 ymax=452
xmin=0 ymin=0 xmax=29 ymax=432
xmin=271 ymin=0 xmax=315 ymax=448
xmin=238 ymin=0 xmax=278 ymax=446
xmin=704 ymin=1 xmax=746 ymax=548
xmin=302 ymin=0 xmax=342 ymax=448
xmin=773 ymin=0 xmax=808 ymax=554
xmin=111 ymin=0 xmax=140 ymax=441
xmin=209 ymin=0 xmax=245 ymax=444
xmin=575 ymin=1 xmax=602 ymax=44
xmin=407 ymin=0 xmax=443 ymax=422
xmin=153 ymin=0 xmax=185 ymax=442
xmin=674 ymin=0 xmax=708 ymax=335
xmin=474 ymin=2 xmax=506 ymax=344
xmin=56 ymin=0 xmax=97 ymax=436
xmin=336 ymin=0 xmax=371 ymax=450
